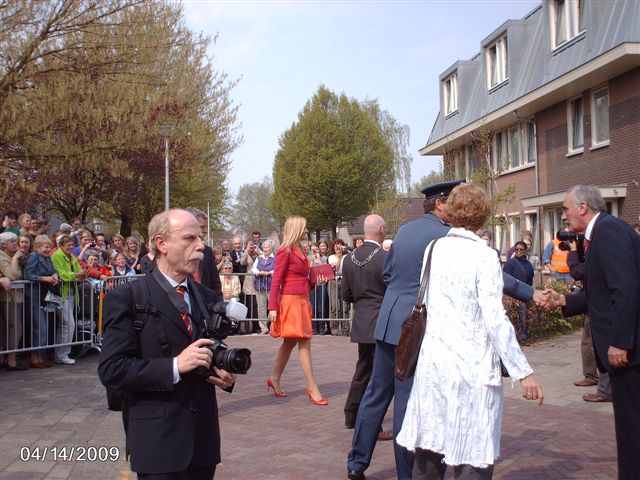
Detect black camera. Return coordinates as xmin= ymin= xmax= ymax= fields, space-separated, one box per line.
xmin=556 ymin=231 xmax=586 ymax=262
xmin=556 ymin=231 xmax=585 ymax=251
xmin=196 ymin=301 xmax=252 ymax=378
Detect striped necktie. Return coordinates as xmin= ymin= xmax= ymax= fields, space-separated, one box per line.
xmin=175 ymin=285 xmax=192 ymax=336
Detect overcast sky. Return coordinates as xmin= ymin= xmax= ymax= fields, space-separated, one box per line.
xmin=182 ymin=0 xmax=540 ymax=195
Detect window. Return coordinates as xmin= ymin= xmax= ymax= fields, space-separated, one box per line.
xmin=443 ymin=73 xmax=458 ymax=115
xmin=491 ymin=120 xmax=536 ymax=170
xmin=465 ymin=144 xmax=474 ymax=177
xmin=591 ymin=86 xmax=609 ymax=146
xmin=526 ymin=122 xmax=537 ymax=163
xmin=486 ymin=35 xmax=508 ymax=88
xmin=492 ymin=130 xmax=507 ymax=170
xmin=567 ymin=95 xmax=584 ymax=153
xmin=508 ymin=126 xmax=522 ymax=168
xmin=453 ymin=150 xmax=465 ymax=178
xmin=551 ymin=0 xmax=585 ymax=49
xmin=491 ymin=122 xmax=536 ymax=170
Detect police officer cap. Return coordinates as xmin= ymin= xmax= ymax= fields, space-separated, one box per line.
xmin=420 ymin=178 xmax=465 ymax=200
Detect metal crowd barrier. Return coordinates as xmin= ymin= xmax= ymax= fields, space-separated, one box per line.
xmin=0 ymin=271 xmax=353 ymax=356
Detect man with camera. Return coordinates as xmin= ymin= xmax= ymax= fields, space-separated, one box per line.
xmin=98 ymin=209 xmax=236 ymax=480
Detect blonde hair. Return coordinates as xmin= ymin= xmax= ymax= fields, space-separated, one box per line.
xmin=125 ymin=236 xmax=141 ymax=256
xmin=280 ymin=216 xmax=306 ymax=251
xmin=33 ymin=234 xmax=53 ymax=249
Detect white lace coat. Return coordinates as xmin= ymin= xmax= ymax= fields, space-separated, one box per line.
xmin=396 ymin=228 xmax=533 ymax=468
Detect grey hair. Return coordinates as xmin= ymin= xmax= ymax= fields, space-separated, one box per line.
xmin=185 ymin=207 xmax=207 ymax=221
xmin=568 ymin=185 xmax=606 ymax=212
xmin=147 ymin=210 xmax=173 ymax=255
xmin=262 ymin=239 xmax=274 ymax=248
xmin=0 ymin=231 xmax=18 ymax=248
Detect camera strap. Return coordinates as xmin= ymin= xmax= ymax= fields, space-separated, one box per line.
xmin=188 ymin=277 xmax=212 ymax=335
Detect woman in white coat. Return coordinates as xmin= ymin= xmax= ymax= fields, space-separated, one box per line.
xmin=396 ymin=183 xmax=544 ymax=480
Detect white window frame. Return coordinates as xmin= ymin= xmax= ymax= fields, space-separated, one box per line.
xmin=443 ymin=72 xmax=458 ymax=116
xmin=486 ymin=35 xmax=508 ymax=89
xmin=590 ymin=85 xmax=610 ymax=148
xmin=491 ymin=122 xmax=536 ymax=171
xmin=567 ymin=94 xmax=584 ymax=154
xmin=551 ymin=0 xmax=585 ymax=49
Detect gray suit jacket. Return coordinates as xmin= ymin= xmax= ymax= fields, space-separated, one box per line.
xmin=341 ymin=241 xmax=387 ymax=344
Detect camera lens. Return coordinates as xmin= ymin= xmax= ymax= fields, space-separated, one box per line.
xmin=214 ymin=347 xmax=252 ymax=375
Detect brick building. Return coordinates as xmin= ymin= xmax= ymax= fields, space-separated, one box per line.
xmin=421 ymin=0 xmax=640 ymax=262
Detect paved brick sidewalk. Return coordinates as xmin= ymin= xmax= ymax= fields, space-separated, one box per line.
xmin=0 ymin=331 xmax=616 ymax=479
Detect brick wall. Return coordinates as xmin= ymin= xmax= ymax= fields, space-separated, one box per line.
xmin=537 ymin=67 xmax=640 ymax=226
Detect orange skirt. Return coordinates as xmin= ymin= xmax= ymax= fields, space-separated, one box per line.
xmin=271 ymin=293 xmax=312 ymax=339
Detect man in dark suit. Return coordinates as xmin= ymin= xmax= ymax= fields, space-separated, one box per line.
xmin=341 ymin=214 xmax=391 ymax=440
xmin=98 ymin=209 xmax=236 ymax=480
xmin=547 ymin=185 xmax=639 ymax=480
xmin=347 ymin=179 xmax=549 ymax=480
xmin=186 ymin=207 xmax=222 ymax=298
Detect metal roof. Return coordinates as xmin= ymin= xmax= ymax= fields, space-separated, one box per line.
xmin=422 ymin=0 xmax=640 ymax=155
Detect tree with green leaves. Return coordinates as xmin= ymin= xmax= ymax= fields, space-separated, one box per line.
xmin=408 ymin=169 xmax=445 ymax=197
xmin=230 ymin=176 xmax=281 ymax=236
xmin=272 ymin=86 xmax=395 ymax=238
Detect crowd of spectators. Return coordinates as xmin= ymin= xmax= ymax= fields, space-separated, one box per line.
xmin=0 ymin=211 xmax=147 ymax=371
xmin=0 ymin=212 xmax=358 ymax=371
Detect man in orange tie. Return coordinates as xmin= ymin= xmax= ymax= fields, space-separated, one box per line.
xmin=99 ymin=209 xmax=235 ymax=480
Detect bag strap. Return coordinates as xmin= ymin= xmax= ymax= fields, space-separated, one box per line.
xmin=414 ymin=239 xmax=438 ymax=308
xmin=130 ymin=279 xmax=170 ymax=357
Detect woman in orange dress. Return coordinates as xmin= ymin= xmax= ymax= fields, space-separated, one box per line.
xmin=267 ymin=216 xmax=328 ymax=405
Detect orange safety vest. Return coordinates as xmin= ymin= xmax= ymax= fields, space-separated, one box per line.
xmin=550 ymin=239 xmax=570 ymax=273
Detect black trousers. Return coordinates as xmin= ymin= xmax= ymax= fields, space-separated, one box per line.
xmin=344 ymin=343 xmax=375 ymax=425
xmin=609 ymin=364 xmax=640 ymax=480
xmin=413 ymin=449 xmax=494 ymax=480
xmin=138 ymin=464 xmax=216 ymax=480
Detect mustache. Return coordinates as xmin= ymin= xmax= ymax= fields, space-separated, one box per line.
xmin=189 ymin=252 xmax=204 ymax=261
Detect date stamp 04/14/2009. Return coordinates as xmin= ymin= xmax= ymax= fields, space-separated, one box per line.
xmin=19 ymin=446 xmax=121 ymax=462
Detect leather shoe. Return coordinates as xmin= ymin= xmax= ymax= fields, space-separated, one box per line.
xmin=583 ymin=392 xmax=612 ymax=402
xmin=347 ymin=469 xmax=366 ymax=480
xmin=573 ymin=378 xmax=597 ymax=387
xmin=377 ymin=430 xmax=393 ymax=441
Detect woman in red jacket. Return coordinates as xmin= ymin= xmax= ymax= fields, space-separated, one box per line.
xmin=267 ymin=215 xmax=328 ymax=405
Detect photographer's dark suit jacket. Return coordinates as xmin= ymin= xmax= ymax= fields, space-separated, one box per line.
xmin=98 ymin=268 xmax=223 ymax=475
xmin=342 ymin=241 xmax=387 ymax=344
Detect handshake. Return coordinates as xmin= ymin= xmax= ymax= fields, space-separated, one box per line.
xmin=531 ymin=289 xmax=566 ymax=311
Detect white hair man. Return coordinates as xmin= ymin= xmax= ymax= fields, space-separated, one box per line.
xmin=99 ymin=209 xmax=236 ymax=479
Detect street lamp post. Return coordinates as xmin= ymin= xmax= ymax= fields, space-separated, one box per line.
xmin=157 ymin=123 xmax=179 ymax=211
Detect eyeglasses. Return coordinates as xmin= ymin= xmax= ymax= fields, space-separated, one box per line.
xmin=515 ymin=248 xmax=525 ymax=252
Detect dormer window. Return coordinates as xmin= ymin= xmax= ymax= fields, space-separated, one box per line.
xmin=551 ymin=0 xmax=585 ymax=49
xmin=443 ymin=72 xmax=458 ymax=116
xmin=486 ymin=35 xmax=508 ymax=89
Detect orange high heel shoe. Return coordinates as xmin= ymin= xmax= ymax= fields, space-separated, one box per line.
xmin=266 ymin=378 xmax=287 ymax=397
xmin=306 ymin=388 xmax=328 ymax=406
